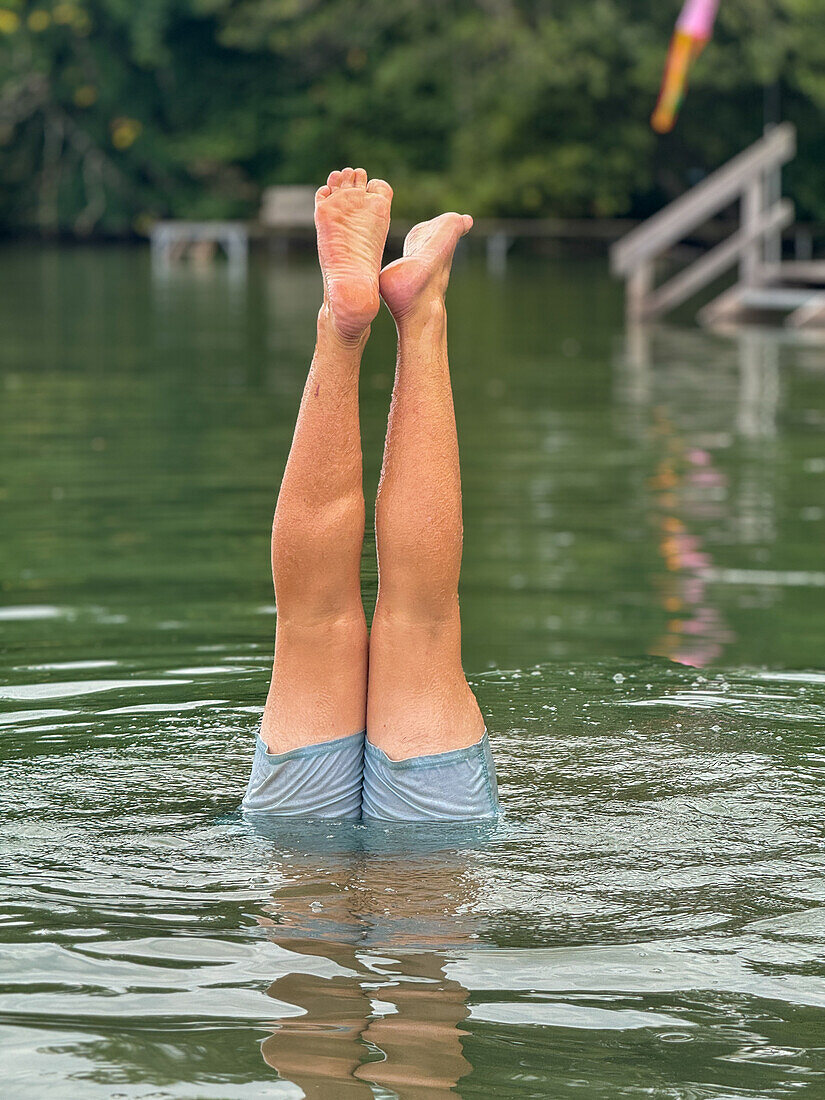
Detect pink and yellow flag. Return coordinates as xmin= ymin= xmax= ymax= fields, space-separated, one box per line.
xmin=652 ymin=0 xmax=720 ymax=134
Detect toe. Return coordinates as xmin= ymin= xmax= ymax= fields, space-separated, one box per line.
xmin=353 ymin=167 xmax=367 ymax=188
xmin=461 ymin=214 xmax=473 ymax=233
xmin=366 ymin=178 xmax=393 ymax=201
xmin=340 ymin=167 xmax=355 ymax=187
xmin=315 ymin=185 xmax=331 ymax=204
xmin=327 ymin=170 xmax=342 ymax=190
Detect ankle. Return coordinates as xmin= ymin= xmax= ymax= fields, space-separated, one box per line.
xmin=317 ymin=302 xmax=371 ymax=351
xmin=393 ymin=295 xmax=446 ymax=337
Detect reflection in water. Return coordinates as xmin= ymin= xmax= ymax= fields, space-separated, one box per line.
xmin=618 ymin=324 xmax=785 ymax=667
xmin=251 ymin=824 xmax=489 ymax=1097
xmin=648 ymin=409 xmax=733 ymax=666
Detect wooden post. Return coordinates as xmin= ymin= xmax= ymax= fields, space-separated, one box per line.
xmin=225 ymin=226 xmax=248 ymax=273
xmin=486 ymin=231 xmax=511 ymax=275
xmin=764 ymin=164 xmax=783 ymax=267
xmin=627 ymin=261 xmax=653 ymax=321
xmin=740 ymin=177 xmax=765 ymax=286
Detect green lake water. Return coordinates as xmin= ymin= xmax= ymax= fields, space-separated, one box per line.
xmin=1 ymin=245 xmax=824 ymax=1097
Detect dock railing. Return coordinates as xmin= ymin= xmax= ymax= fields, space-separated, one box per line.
xmin=151 ymin=220 xmax=249 ymax=274
xmin=610 ymin=123 xmax=796 ymax=321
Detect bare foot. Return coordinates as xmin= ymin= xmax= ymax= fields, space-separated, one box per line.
xmin=379 ymin=212 xmax=472 ymax=324
xmin=315 ymin=167 xmax=393 ymax=343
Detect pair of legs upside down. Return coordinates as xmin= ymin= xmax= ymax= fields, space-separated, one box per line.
xmin=242 ymin=168 xmax=498 ymax=822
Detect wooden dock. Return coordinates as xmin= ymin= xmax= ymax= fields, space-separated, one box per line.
xmin=150 ymin=220 xmax=248 ymax=273
xmin=257 ymin=185 xmax=634 ymax=270
xmin=151 ymin=196 xmax=636 ymax=276
xmin=610 ymin=123 xmax=825 ymax=329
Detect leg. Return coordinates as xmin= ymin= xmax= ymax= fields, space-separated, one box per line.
xmin=261 ymin=168 xmax=393 ymax=754
xmin=367 ymin=214 xmax=485 ymax=760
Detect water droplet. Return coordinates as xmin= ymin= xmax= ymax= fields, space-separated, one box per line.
xmin=660 ymin=1031 xmax=694 ymax=1044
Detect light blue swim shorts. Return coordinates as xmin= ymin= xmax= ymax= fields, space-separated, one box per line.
xmin=242 ymin=731 xmax=364 ymax=819
xmin=361 ymin=734 xmax=498 ymax=822
xmin=241 ymin=729 xmax=498 ymax=822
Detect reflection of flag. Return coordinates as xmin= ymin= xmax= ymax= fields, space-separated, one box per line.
xmin=652 ymin=0 xmax=720 ymax=134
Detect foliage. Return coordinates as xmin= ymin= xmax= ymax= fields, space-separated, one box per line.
xmin=0 ymin=0 xmax=823 ymax=235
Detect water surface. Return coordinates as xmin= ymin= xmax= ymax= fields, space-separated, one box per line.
xmin=1 ymin=246 xmax=824 ymax=1097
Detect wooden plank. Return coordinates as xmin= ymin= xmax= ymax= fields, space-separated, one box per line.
xmin=699 ymin=281 xmax=823 ymax=327
xmin=698 ymin=284 xmax=749 ymax=326
xmin=740 ymin=177 xmax=765 ymax=286
xmin=627 ymin=262 xmax=654 ymax=320
xmin=769 ymin=261 xmax=825 ymax=285
xmin=611 ymin=123 xmax=795 ymax=275
xmin=471 ymin=217 xmax=630 ymax=240
xmin=786 ymin=294 xmax=825 ymax=328
xmin=739 ymin=286 xmax=820 ymax=310
xmin=644 ymin=200 xmax=793 ymax=318
xmin=253 ymin=216 xmax=749 ymax=245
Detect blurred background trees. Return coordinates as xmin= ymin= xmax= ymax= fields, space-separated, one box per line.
xmin=0 ymin=0 xmax=822 ymax=236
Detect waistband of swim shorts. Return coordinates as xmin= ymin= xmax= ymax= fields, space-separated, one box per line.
xmin=364 ymin=730 xmax=490 ymax=770
xmin=256 ymin=729 xmax=365 ymax=763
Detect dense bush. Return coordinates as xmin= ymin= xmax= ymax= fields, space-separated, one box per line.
xmin=0 ymin=0 xmax=822 ymax=235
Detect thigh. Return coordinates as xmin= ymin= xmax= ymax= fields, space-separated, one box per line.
xmin=366 ymin=608 xmax=484 ymax=760
xmin=262 ymin=612 xmax=368 ymax=753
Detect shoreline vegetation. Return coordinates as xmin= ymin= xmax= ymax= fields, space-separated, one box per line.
xmin=1 ymin=1 xmax=823 ymax=240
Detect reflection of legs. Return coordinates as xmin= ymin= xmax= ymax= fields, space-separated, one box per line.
xmin=259 ymin=849 xmax=478 ymax=1096
xmin=260 ymin=858 xmax=373 ymax=1098
xmin=262 ymin=973 xmax=374 ymax=1098
xmin=261 ymin=963 xmax=471 ymax=1100
xmin=368 ymin=214 xmax=485 ymax=760
xmin=261 ymin=169 xmax=392 ymax=753
xmin=356 ymin=954 xmax=472 ymax=1098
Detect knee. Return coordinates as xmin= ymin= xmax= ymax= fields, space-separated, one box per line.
xmin=273 ymin=490 xmax=365 ymax=554
xmin=272 ymin=494 xmax=365 ymax=608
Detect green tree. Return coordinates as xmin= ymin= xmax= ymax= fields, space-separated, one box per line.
xmin=0 ymin=0 xmax=270 ymax=234
xmin=1 ymin=0 xmax=824 ymax=234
